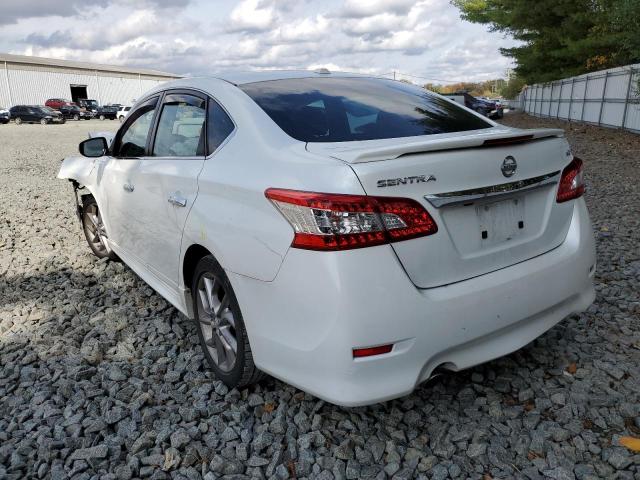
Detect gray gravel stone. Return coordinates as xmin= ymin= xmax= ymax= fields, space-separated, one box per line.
xmin=466 ymin=443 xmax=487 ymax=458
xmin=170 ymin=430 xmax=191 ymax=450
xmin=69 ymin=445 xmax=108 ymax=461
xmin=1 ymin=114 xmax=639 ymax=480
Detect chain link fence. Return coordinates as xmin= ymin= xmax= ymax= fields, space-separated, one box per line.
xmin=514 ymin=64 xmax=640 ymax=133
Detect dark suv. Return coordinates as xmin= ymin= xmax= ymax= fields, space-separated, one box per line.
xmin=0 ymin=107 xmax=9 ymax=124
xmin=60 ymin=105 xmax=92 ymax=120
xmin=443 ymin=92 xmax=503 ymax=119
xmin=96 ymin=104 xmax=118 ymax=120
xmin=77 ymin=99 xmax=100 ymax=113
xmin=9 ymin=105 xmax=65 ymax=124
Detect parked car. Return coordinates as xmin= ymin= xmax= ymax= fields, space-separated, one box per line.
xmin=96 ymin=105 xmax=118 ymax=120
xmin=444 ymin=92 xmax=504 ymax=118
xmin=116 ymin=106 xmax=131 ymax=122
xmin=59 ymin=72 xmax=595 ymax=406
xmin=77 ymin=99 xmax=100 ymax=113
xmin=0 ymin=106 xmax=9 ymax=124
xmin=11 ymin=105 xmax=65 ymax=124
xmin=481 ymin=97 xmax=504 ymax=111
xmin=40 ymin=106 xmax=67 ymax=124
xmin=45 ymin=98 xmax=75 ymax=110
xmin=60 ymin=105 xmax=93 ymax=121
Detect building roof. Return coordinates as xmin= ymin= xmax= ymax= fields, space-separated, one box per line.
xmin=0 ymin=52 xmax=180 ymax=78
xmin=213 ymin=69 xmax=373 ymax=85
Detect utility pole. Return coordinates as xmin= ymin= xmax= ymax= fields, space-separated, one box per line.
xmin=393 ymin=70 xmax=396 ymax=81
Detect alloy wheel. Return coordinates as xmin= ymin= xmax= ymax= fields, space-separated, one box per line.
xmin=196 ymin=273 xmax=238 ymax=372
xmin=82 ymin=203 xmax=111 ymax=255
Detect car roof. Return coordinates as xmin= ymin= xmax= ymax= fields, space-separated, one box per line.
xmin=209 ymin=69 xmax=374 ymax=86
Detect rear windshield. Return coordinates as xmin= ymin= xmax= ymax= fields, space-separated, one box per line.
xmin=240 ymin=77 xmax=491 ymax=142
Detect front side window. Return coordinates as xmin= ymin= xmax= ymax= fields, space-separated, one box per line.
xmin=240 ymin=77 xmax=491 ymax=142
xmin=114 ymin=98 xmax=158 ymax=157
xmin=153 ymin=94 xmax=206 ymax=157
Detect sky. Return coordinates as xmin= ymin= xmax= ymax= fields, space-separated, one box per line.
xmin=0 ymin=0 xmax=519 ymax=83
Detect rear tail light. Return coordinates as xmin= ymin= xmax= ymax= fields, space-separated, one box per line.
xmin=265 ymin=188 xmax=437 ymax=251
xmin=556 ymin=157 xmax=585 ymax=203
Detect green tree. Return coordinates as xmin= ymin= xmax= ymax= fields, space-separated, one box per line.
xmin=451 ymin=0 xmax=640 ymax=83
xmin=500 ymin=76 xmax=526 ymax=99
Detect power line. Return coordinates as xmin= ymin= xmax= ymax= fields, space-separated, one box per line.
xmin=391 ymin=71 xmax=467 ymax=84
xmin=384 ymin=70 xmax=500 ymax=84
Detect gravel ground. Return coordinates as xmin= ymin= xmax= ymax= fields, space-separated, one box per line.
xmin=1 ymin=113 xmax=639 ymax=480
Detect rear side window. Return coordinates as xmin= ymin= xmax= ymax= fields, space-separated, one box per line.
xmin=153 ymin=94 xmax=206 ymax=157
xmin=207 ymin=100 xmax=234 ymax=154
xmin=240 ymin=77 xmax=490 ymax=142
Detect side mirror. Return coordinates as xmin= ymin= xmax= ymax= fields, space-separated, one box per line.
xmin=79 ymin=137 xmax=108 ymax=157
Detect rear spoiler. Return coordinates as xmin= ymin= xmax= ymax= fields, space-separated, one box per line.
xmin=307 ymin=128 xmax=565 ymax=163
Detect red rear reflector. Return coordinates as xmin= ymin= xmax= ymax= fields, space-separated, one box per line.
xmin=265 ymin=189 xmax=437 ymax=251
xmin=353 ymin=344 xmax=393 ymax=358
xmin=556 ymin=157 xmax=585 ymax=203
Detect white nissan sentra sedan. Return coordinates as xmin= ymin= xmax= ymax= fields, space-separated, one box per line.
xmin=58 ymin=71 xmax=596 ymax=406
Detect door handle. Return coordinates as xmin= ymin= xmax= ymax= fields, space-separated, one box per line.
xmin=123 ymin=183 xmax=134 ymax=192
xmin=168 ymin=193 xmax=187 ymax=207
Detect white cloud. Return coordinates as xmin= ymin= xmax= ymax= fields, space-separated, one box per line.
xmin=271 ymin=15 xmax=329 ymax=43
xmin=0 ymin=0 xmax=519 ymax=81
xmin=337 ymin=0 xmax=417 ymax=18
xmin=228 ymin=0 xmax=276 ymax=32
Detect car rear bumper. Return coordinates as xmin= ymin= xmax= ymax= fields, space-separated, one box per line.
xmin=230 ymin=198 xmax=596 ymax=406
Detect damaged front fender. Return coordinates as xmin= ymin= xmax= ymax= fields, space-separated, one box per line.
xmin=57 ymin=155 xmax=96 ymax=183
xmin=58 ymin=156 xmax=100 ymax=223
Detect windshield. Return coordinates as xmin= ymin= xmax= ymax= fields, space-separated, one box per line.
xmin=240 ymin=77 xmax=491 ymax=143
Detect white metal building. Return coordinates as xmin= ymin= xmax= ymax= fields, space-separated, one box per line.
xmin=0 ymin=53 xmax=180 ymax=108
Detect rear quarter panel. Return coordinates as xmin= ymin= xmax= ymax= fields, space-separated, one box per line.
xmin=182 ymin=135 xmax=363 ymax=283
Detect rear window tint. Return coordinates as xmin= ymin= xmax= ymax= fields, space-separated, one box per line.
xmin=240 ymin=77 xmax=491 ymax=142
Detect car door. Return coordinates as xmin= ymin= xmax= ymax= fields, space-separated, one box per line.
xmin=24 ymin=107 xmax=36 ymax=122
xmin=116 ymin=91 xmax=208 ymax=293
xmin=99 ymin=96 xmax=159 ymax=259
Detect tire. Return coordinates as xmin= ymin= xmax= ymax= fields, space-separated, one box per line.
xmin=192 ymin=255 xmax=263 ymax=388
xmin=475 ymin=107 xmax=486 ymax=116
xmin=99 ymin=114 xmax=105 ymax=121
xmin=119 ymin=116 xmax=125 ymax=123
xmin=81 ymin=197 xmax=118 ymax=260
xmin=40 ymin=118 xmax=47 ymax=125
xmin=15 ymin=117 xmax=22 ymax=125
xmin=60 ymin=118 xmax=66 ymax=124
xmin=73 ymin=114 xmax=79 ymax=121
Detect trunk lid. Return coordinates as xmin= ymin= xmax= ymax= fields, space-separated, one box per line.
xmin=308 ymin=127 xmax=576 ymax=288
